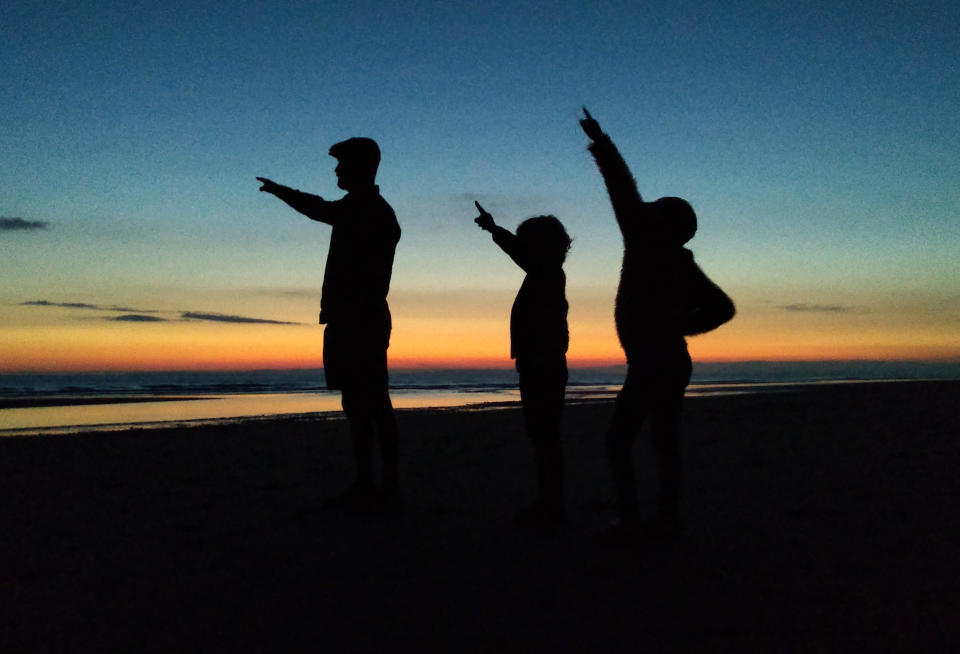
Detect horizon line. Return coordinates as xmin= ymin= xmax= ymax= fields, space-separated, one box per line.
xmin=2 ymin=357 xmax=959 ymax=375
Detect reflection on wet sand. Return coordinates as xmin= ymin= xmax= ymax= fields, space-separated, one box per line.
xmin=0 ymin=390 xmax=521 ymax=435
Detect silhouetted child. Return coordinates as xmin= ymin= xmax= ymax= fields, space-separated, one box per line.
xmin=580 ymin=108 xmax=735 ymax=540
xmin=474 ymin=201 xmax=571 ymax=527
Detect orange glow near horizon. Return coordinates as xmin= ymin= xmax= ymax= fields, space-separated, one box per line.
xmin=1 ymin=316 xmax=958 ymax=373
xmin=3 ymin=287 xmax=959 ymax=372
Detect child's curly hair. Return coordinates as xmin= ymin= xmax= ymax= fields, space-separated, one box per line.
xmin=516 ymin=215 xmax=572 ymax=265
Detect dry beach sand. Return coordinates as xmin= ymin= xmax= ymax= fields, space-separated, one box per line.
xmin=2 ymin=380 xmax=958 ymax=652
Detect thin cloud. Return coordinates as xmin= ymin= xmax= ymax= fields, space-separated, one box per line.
xmin=109 ymin=314 xmax=168 ymax=322
xmin=23 ymin=300 xmax=101 ymax=310
xmin=180 ymin=311 xmax=299 ymax=325
xmin=1 ymin=217 xmax=48 ymax=231
xmin=235 ymin=287 xmax=316 ymax=299
xmin=780 ymin=303 xmax=851 ymax=313
xmin=22 ymin=299 xmax=299 ymax=325
xmin=22 ymin=300 xmax=159 ymax=313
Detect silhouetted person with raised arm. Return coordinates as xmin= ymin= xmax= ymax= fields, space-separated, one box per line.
xmin=474 ymin=201 xmax=571 ymax=527
xmin=580 ymin=108 xmax=735 ymax=540
xmin=257 ymin=137 xmax=401 ymax=512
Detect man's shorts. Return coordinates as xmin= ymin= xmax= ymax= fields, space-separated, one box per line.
xmin=322 ymin=321 xmax=390 ymax=392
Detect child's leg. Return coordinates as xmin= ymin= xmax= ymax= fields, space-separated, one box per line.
xmin=649 ymin=351 xmax=692 ymax=522
xmin=607 ymin=367 xmax=651 ymax=525
xmin=533 ymin=383 xmax=565 ymax=512
xmin=519 ymin=364 xmax=567 ymax=515
xmin=649 ymin=399 xmax=683 ymax=522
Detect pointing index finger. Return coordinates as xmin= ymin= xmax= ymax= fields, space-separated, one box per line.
xmin=474 ymin=200 xmax=489 ymax=215
xmin=582 ymin=106 xmax=593 ymax=120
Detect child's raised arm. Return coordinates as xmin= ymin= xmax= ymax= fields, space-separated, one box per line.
xmin=474 ymin=201 xmax=529 ymax=271
xmin=580 ymin=107 xmax=648 ymax=235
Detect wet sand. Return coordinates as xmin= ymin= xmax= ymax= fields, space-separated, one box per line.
xmin=0 ymin=396 xmax=211 ymax=410
xmin=2 ymin=380 xmax=958 ymax=652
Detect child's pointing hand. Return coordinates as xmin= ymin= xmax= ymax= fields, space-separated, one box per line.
xmin=474 ymin=201 xmax=495 ymax=231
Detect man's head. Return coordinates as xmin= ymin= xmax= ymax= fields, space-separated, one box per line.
xmin=650 ymin=196 xmax=697 ymax=245
xmin=329 ymin=137 xmax=380 ymax=190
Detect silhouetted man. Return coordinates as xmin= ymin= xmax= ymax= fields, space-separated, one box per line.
xmin=257 ymin=137 xmax=401 ymax=511
xmin=580 ymin=108 xmax=735 ymax=539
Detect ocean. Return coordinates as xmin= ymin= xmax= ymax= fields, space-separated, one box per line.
xmin=1 ymin=361 xmax=957 ymax=435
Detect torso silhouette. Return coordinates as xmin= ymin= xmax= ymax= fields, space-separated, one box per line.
xmin=588 ymin=138 xmax=730 ymax=361
xmin=491 ymin=229 xmax=569 ymax=362
xmin=318 ymin=186 xmax=400 ymax=332
xmin=511 ymin=265 xmax=568 ymax=362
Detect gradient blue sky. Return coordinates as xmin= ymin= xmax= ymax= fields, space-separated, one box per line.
xmin=2 ymin=0 xmax=958 ymax=369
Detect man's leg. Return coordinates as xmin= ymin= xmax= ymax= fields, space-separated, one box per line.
xmin=372 ymin=389 xmax=399 ymax=494
xmin=341 ymin=388 xmax=376 ymax=493
xmin=323 ymin=325 xmax=375 ymax=507
xmin=534 ymin=433 xmax=564 ymax=513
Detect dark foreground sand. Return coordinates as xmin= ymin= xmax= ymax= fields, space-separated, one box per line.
xmin=2 ymin=381 xmax=958 ymax=653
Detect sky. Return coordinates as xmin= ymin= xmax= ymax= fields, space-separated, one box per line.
xmin=2 ymin=0 xmax=958 ymax=372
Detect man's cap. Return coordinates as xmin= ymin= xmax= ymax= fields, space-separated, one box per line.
xmin=328 ymin=137 xmax=380 ymax=167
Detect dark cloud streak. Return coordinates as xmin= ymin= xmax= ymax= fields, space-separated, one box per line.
xmin=180 ymin=311 xmax=298 ymax=325
xmin=22 ymin=300 xmax=159 ymax=313
xmin=780 ymin=303 xmax=851 ymax=313
xmin=110 ymin=314 xmax=168 ymax=322
xmin=1 ymin=217 xmax=49 ymax=231
xmin=22 ymin=299 xmax=300 ymax=325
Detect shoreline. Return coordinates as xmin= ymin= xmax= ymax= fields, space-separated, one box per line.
xmin=2 ymin=380 xmax=958 ymax=650
xmin=1 ymin=378 xmax=950 ymax=437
